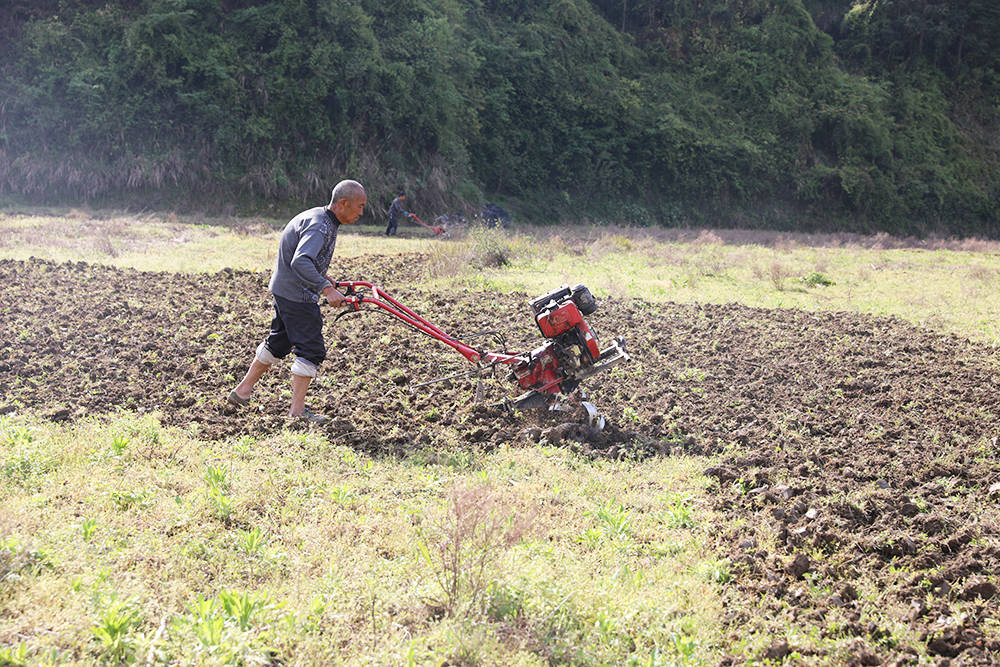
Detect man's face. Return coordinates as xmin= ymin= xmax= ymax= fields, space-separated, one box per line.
xmin=335 ymin=193 xmax=367 ymax=224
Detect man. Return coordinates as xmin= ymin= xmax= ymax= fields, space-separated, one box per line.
xmin=385 ymin=191 xmax=411 ymax=236
xmin=228 ymin=179 xmax=367 ymax=422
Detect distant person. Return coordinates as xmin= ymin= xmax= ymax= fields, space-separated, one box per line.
xmin=228 ymin=179 xmax=367 ymax=423
xmin=385 ymin=191 xmax=412 ymax=236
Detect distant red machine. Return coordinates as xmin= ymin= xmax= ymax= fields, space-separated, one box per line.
xmin=408 ymin=213 xmax=444 ymax=235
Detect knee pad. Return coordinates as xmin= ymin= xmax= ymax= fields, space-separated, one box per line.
xmin=290 ymin=357 xmax=318 ymax=378
xmin=256 ymin=342 xmax=280 ymax=366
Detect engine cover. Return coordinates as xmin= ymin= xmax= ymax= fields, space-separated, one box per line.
xmin=537 ymin=300 xmax=584 ymax=338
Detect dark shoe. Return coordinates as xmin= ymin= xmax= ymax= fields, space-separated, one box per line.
xmin=295 ymin=408 xmax=329 ymax=424
xmin=228 ymin=390 xmax=250 ymax=406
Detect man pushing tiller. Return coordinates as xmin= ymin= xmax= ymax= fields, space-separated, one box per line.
xmin=227 ymin=179 xmax=367 ymax=423
xmin=228 ymin=179 xmax=629 ymax=424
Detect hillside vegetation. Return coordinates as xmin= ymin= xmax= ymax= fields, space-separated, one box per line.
xmin=1 ymin=0 xmax=998 ymax=234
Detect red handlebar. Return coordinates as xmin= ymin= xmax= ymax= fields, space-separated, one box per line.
xmin=334 ymin=281 xmax=522 ymax=366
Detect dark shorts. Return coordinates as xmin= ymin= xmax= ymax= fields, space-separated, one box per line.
xmin=265 ymin=294 xmax=326 ymax=366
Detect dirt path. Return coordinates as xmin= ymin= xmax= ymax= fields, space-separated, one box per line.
xmin=1 ymin=257 xmax=998 ymax=663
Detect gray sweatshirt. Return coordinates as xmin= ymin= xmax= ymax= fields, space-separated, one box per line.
xmin=268 ymin=206 xmax=341 ymax=303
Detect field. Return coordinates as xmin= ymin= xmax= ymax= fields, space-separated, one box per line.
xmin=2 ymin=209 xmax=1000 ymax=665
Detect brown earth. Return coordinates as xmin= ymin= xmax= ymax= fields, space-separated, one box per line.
xmin=1 ymin=256 xmax=999 ymax=664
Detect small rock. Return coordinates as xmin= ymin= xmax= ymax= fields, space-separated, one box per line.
xmin=988 ymin=482 xmax=1000 ymax=496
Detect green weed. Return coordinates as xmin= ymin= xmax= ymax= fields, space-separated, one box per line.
xmin=109 ymin=489 xmax=151 ymax=511
xmin=204 ymin=465 xmax=230 ymax=492
xmin=661 ymin=494 xmax=697 ymax=529
xmin=80 ymin=519 xmax=98 ymax=542
xmin=590 ymin=501 xmax=632 ymax=543
xmin=800 ymin=271 xmax=835 ymax=287
xmin=110 ymin=434 xmax=130 ymax=456
xmin=91 ymin=600 xmax=142 ymax=664
xmin=0 ymin=643 xmax=28 ymax=666
xmin=236 ymin=526 xmax=268 ymax=558
xmin=204 ymin=464 xmax=234 ymax=520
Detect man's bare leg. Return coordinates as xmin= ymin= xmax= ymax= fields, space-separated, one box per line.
xmin=234 ymin=359 xmax=271 ymax=400
xmin=289 ymin=373 xmax=311 ymax=416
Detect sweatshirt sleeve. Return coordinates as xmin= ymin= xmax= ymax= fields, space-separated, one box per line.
xmin=289 ymin=222 xmax=333 ymax=293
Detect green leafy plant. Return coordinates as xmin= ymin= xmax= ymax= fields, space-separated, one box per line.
xmin=110 ymin=434 xmax=130 ymax=456
xmin=109 ymin=489 xmax=150 ymax=511
xmin=218 ymin=591 xmax=265 ymax=632
xmin=204 ymin=464 xmax=234 ymax=520
xmin=204 ymin=465 xmax=229 ymax=492
xmin=207 ymin=487 xmax=233 ymax=521
xmin=236 ymin=527 xmax=267 ymax=558
xmin=590 ymin=501 xmax=632 ymax=543
xmin=662 ymin=496 xmax=696 ymax=529
xmin=329 ymin=485 xmax=356 ymax=507
xmin=91 ymin=600 xmax=142 ymax=664
xmin=800 ymin=271 xmax=835 ymax=287
xmin=80 ymin=519 xmax=98 ymax=542
xmin=0 ymin=642 xmax=28 ymax=666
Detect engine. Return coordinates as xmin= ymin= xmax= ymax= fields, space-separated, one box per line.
xmin=511 ymin=285 xmax=604 ymax=397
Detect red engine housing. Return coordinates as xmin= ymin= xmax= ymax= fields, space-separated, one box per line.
xmin=536 ymin=300 xmax=601 ymax=360
xmin=511 ymin=287 xmax=603 ymax=395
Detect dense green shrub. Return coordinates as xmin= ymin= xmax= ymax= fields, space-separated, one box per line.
xmin=0 ymin=0 xmax=996 ymax=234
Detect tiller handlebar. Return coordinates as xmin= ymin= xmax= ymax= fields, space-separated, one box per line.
xmin=333 ymin=281 xmax=629 ymax=410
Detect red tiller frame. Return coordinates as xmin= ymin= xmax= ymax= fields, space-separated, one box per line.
xmin=334 ymin=281 xmax=525 ymax=367
xmin=409 ymin=214 xmax=443 ymax=235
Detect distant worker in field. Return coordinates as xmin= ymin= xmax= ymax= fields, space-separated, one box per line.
xmin=228 ymin=179 xmax=367 ymax=423
xmin=385 ymin=191 xmax=412 ymax=236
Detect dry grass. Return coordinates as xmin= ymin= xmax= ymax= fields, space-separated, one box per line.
xmin=3 ymin=208 xmax=1000 ymax=343
xmin=0 ymin=413 xmax=724 ymax=664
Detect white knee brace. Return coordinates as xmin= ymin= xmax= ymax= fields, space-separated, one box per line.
xmin=290 ymin=357 xmax=317 ymax=378
xmin=256 ymin=342 xmax=280 ymax=366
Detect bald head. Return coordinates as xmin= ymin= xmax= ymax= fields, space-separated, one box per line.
xmin=329 ymin=179 xmax=367 ymax=224
xmin=331 ymin=179 xmax=365 ymax=205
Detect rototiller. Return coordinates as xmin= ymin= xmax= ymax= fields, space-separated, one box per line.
xmin=333 ymin=282 xmax=629 ymax=422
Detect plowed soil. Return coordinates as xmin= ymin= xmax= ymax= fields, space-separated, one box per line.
xmin=2 ymin=256 xmax=999 ymax=664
